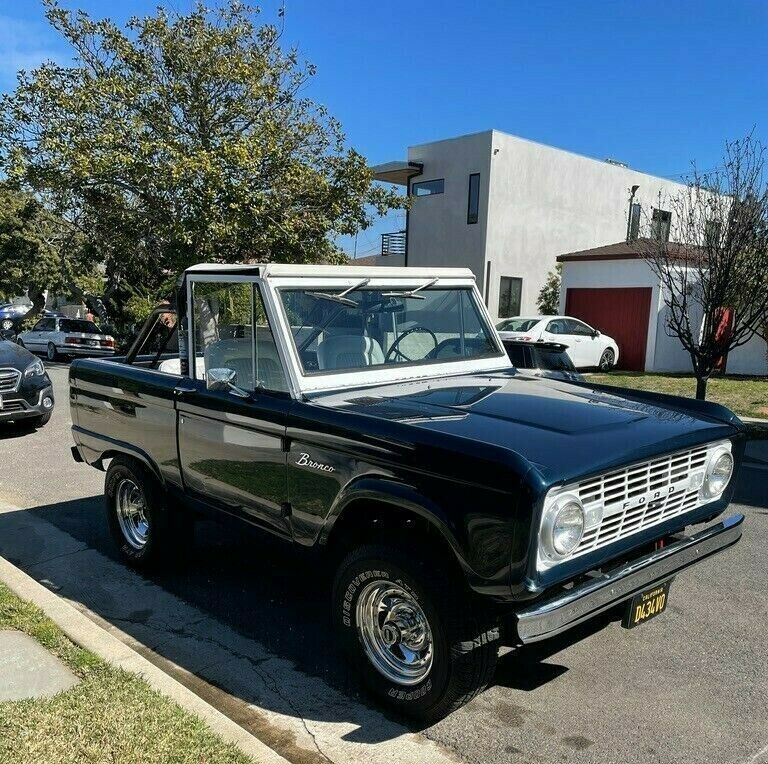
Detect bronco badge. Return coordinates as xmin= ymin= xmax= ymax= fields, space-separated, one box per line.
xmin=296 ymin=452 xmax=335 ymax=473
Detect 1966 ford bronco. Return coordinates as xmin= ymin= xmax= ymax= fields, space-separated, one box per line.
xmin=69 ymin=264 xmax=745 ymax=721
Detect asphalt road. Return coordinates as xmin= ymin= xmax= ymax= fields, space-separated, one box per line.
xmin=1 ymin=361 xmax=767 ymax=764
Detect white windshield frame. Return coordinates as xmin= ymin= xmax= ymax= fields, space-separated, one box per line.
xmin=264 ymin=274 xmax=511 ymax=395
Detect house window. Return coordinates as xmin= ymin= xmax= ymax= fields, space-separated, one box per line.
xmin=411 ymin=179 xmax=444 ymax=197
xmin=651 ymin=208 xmax=671 ymax=242
xmin=467 ymin=173 xmax=480 ymax=224
xmin=705 ymin=220 xmax=722 ymax=247
xmin=498 ymin=277 xmax=522 ymax=319
xmin=628 ymin=203 xmax=641 ymax=240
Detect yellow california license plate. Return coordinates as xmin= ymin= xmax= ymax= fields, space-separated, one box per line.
xmin=622 ymin=580 xmax=672 ymax=629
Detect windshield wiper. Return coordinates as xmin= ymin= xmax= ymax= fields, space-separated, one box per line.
xmin=307 ymin=278 xmax=370 ymax=306
xmin=382 ymin=277 xmax=439 ymax=300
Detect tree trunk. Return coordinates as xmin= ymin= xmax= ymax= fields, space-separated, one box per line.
xmin=21 ymin=287 xmax=47 ymax=326
xmin=695 ymin=376 xmax=707 ymax=400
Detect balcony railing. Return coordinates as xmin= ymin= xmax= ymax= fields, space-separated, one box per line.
xmin=381 ymin=230 xmax=406 ymax=257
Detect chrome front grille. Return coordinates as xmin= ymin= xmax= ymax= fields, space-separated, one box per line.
xmin=0 ymin=368 xmax=21 ymax=393
xmin=573 ymin=445 xmax=709 ymax=557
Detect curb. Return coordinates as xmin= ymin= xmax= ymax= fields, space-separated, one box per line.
xmin=0 ymin=554 xmax=290 ymax=764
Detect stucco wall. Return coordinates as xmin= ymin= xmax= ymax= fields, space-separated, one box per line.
xmin=406 ymin=132 xmax=492 ymax=291
xmin=485 ymin=131 xmax=691 ymax=317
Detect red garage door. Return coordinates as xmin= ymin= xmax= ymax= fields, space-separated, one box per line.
xmin=565 ymin=287 xmax=652 ymax=371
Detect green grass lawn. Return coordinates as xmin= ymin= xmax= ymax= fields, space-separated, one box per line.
xmin=585 ymin=372 xmax=768 ymax=419
xmin=0 ymin=582 xmax=252 ymax=764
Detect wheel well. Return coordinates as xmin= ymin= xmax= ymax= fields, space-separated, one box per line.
xmin=325 ymin=499 xmax=465 ymax=579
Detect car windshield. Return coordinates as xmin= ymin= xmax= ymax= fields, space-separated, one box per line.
xmin=497 ymin=318 xmax=540 ymax=332
xmin=279 ymin=285 xmax=501 ymax=374
xmin=59 ymin=319 xmax=101 ymax=334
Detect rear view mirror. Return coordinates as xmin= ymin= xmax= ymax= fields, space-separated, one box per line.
xmin=206 ymin=367 xmax=249 ymax=398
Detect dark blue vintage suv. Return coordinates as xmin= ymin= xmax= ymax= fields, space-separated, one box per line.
xmin=69 ymin=264 xmax=745 ymax=721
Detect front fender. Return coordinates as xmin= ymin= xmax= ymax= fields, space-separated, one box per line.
xmin=320 ymin=475 xmax=519 ymax=599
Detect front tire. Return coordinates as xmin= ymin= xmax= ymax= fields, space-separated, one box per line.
xmin=333 ymin=545 xmax=499 ymax=723
xmin=105 ymin=457 xmax=191 ymax=568
xmin=599 ymin=348 xmax=615 ymax=371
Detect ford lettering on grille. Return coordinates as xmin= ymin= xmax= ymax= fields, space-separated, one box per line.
xmin=558 ymin=444 xmax=717 ymax=560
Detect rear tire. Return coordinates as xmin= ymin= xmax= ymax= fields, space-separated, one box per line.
xmin=332 ymin=544 xmax=499 ymax=723
xmin=105 ymin=457 xmax=192 ymax=568
xmin=599 ymin=348 xmax=615 ymax=371
xmin=46 ymin=342 xmax=59 ymax=362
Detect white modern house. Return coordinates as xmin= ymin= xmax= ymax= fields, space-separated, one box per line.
xmin=372 ymin=130 xmax=691 ymax=320
xmin=558 ymin=240 xmax=768 ymax=375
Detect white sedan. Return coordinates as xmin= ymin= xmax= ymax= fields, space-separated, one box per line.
xmin=496 ymin=315 xmax=619 ymax=370
xmin=17 ymin=317 xmax=116 ymax=361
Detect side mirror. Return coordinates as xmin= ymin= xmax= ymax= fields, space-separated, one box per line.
xmin=592 ymin=329 xmax=601 ymax=338
xmin=206 ymin=367 xmax=250 ymax=398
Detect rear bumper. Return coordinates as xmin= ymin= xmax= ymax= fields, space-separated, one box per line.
xmin=515 ymin=513 xmax=744 ymax=644
xmin=60 ymin=346 xmax=115 ymax=356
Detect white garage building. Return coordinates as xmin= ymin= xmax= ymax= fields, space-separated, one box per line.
xmin=558 ymin=241 xmax=768 ymax=375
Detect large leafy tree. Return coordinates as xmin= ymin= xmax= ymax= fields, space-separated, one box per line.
xmin=0 ymin=184 xmax=75 ymax=315
xmin=0 ymin=1 xmax=403 ymax=315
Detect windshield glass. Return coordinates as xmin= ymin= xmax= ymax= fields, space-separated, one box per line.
xmin=279 ymin=286 xmax=501 ymax=374
xmin=59 ymin=319 xmax=101 ymax=334
xmin=497 ymin=318 xmax=540 ymax=332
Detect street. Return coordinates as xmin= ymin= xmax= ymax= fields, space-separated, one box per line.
xmin=1 ymin=361 xmax=767 ymax=764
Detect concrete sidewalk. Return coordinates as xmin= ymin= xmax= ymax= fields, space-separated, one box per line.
xmin=0 ymin=554 xmax=289 ymax=764
xmin=0 ymin=499 xmax=457 ymax=764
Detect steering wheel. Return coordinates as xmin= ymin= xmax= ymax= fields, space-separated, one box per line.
xmin=385 ymin=326 xmax=438 ymax=363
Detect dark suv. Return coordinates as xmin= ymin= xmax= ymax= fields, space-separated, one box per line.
xmin=502 ymin=339 xmax=582 ymax=382
xmin=0 ymin=340 xmax=55 ymax=427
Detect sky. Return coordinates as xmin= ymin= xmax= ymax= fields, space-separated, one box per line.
xmin=1 ymin=0 xmax=767 ymax=258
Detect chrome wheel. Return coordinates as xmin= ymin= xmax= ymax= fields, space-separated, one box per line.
xmin=356 ymin=580 xmax=434 ymax=685
xmin=115 ymin=478 xmax=149 ymax=550
xmin=599 ymin=349 xmax=615 ymax=371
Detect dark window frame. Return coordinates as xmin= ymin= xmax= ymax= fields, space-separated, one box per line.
xmin=497 ymin=276 xmax=522 ymax=319
xmin=651 ymin=208 xmax=672 ymax=242
xmin=411 ymin=178 xmax=445 ymax=197
xmin=467 ymin=173 xmax=480 ymax=224
xmin=628 ymin=202 xmax=641 ymax=241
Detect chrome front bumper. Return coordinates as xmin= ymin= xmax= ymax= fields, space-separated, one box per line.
xmin=515 ymin=513 xmax=744 ymax=644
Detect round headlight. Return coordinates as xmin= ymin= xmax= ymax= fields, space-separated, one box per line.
xmin=703 ymin=450 xmax=734 ymax=498
xmin=551 ymin=500 xmax=585 ymax=555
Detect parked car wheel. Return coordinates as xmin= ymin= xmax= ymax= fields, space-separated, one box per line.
xmin=332 ymin=544 xmax=499 ymax=723
xmin=1 ymin=318 xmax=14 ymax=332
xmin=599 ymin=348 xmax=616 ymax=371
xmin=105 ymin=457 xmax=191 ymax=568
xmin=46 ymin=342 xmax=59 ymax=361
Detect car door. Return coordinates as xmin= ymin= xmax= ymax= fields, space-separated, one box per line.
xmin=566 ymin=319 xmax=600 ymax=367
xmin=176 ymin=278 xmax=292 ymax=538
xmin=27 ymin=318 xmax=53 ymax=351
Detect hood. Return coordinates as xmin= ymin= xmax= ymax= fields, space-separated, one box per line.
xmin=311 ymin=371 xmax=741 ymax=486
xmin=0 ymin=340 xmax=39 ymax=372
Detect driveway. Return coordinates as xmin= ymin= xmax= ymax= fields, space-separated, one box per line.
xmin=1 ymin=361 xmax=767 ymax=764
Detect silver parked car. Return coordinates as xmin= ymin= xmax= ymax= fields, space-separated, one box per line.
xmin=17 ymin=317 xmax=116 ymax=361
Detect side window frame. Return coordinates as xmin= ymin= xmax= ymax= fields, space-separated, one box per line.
xmin=187 ymin=277 xmax=290 ymax=395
